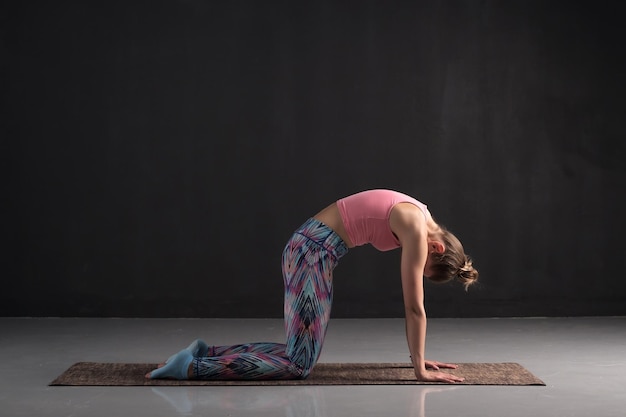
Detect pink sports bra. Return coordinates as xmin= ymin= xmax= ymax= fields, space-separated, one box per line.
xmin=336 ymin=189 xmax=430 ymax=251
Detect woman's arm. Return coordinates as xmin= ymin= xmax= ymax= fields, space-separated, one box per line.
xmin=390 ymin=204 xmax=464 ymax=384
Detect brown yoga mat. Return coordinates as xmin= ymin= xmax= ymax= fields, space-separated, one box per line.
xmin=50 ymin=362 xmax=545 ymax=386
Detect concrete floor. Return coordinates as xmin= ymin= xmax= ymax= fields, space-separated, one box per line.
xmin=1 ymin=316 xmax=624 ymax=417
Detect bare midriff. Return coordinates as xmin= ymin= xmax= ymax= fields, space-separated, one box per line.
xmin=313 ymin=203 xmax=355 ymax=248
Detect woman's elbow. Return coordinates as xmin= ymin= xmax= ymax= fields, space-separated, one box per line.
xmin=404 ymin=304 xmax=427 ymax=318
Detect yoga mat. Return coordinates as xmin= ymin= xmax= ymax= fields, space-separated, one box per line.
xmin=50 ymin=362 xmax=545 ymax=386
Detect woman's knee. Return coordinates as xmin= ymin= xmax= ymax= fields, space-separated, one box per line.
xmin=290 ymin=362 xmax=312 ymax=379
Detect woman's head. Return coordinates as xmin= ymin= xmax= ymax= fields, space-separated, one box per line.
xmin=425 ymin=225 xmax=478 ymax=291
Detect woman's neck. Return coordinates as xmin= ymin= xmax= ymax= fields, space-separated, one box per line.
xmin=426 ymin=220 xmax=442 ymax=238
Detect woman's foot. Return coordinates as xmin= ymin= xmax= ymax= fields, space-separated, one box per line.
xmin=146 ymin=349 xmax=193 ymax=380
xmin=163 ymin=339 xmax=209 ymax=366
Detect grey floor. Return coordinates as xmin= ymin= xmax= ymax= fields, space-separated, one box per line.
xmin=1 ymin=317 xmax=625 ymax=417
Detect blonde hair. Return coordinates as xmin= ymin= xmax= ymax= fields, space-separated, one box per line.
xmin=427 ymin=225 xmax=478 ymax=291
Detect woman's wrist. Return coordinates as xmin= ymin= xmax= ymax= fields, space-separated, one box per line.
xmin=410 ymin=356 xmax=427 ymax=377
xmin=410 ymin=355 xmax=426 ymax=370
xmin=414 ymin=367 xmax=429 ymax=380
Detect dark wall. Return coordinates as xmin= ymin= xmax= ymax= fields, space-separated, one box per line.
xmin=3 ymin=1 xmax=625 ymax=318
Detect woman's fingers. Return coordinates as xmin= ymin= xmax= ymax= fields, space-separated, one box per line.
xmin=417 ymin=370 xmax=465 ymax=384
xmin=433 ymin=372 xmax=465 ymax=383
xmin=436 ymin=362 xmax=458 ymax=369
xmin=425 ymin=360 xmax=459 ymax=370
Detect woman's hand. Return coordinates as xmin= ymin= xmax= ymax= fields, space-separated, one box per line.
xmin=425 ymin=360 xmax=458 ymax=371
xmin=415 ymin=369 xmax=465 ymax=384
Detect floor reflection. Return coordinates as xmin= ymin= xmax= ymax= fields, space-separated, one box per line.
xmin=150 ymin=384 xmax=460 ymax=416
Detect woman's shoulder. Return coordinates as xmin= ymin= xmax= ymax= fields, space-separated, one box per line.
xmin=389 ymin=203 xmax=428 ymax=240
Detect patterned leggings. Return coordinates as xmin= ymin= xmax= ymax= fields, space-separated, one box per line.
xmin=192 ymin=218 xmax=348 ymax=380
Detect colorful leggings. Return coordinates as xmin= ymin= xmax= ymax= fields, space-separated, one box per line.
xmin=193 ymin=218 xmax=348 ymax=380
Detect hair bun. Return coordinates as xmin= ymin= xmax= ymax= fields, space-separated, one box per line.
xmin=457 ymin=258 xmax=479 ymax=291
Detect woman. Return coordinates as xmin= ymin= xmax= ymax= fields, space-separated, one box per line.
xmin=146 ymin=189 xmax=478 ymax=383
